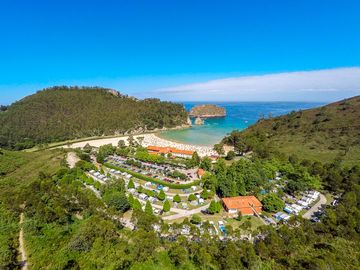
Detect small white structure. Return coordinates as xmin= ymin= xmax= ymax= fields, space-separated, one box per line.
xmin=163 ymin=187 xmax=169 ymax=192
xmin=139 ymin=194 xmax=148 ymax=200
xmin=297 ymin=200 xmax=309 ymax=207
xmin=291 ymin=204 xmax=303 ymax=214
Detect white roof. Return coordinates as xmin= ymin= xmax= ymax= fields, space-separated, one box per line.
xmin=291 ymin=204 xmax=303 ymax=211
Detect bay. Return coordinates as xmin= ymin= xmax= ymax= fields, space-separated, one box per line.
xmin=159 ymin=101 xmax=324 ymax=146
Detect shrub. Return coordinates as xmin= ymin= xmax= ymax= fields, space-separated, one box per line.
xmin=188 ymin=194 xmax=196 ymax=202
xmin=173 ymin=194 xmax=181 ymax=203
xmin=163 ymin=200 xmax=171 ymax=212
xmin=157 ymin=190 xmax=166 ymax=201
xmin=127 ymin=179 xmax=135 ymax=189
xmin=145 ymin=201 xmax=153 ymax=215
xmin=190 ymin=214 xmax=201 ymax=224
xmin=200 ymin=189 xmax=209 ymax=200
xmin=208 ymin=200 xmax=222 ymax=214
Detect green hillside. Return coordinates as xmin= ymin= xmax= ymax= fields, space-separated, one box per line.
xmin=223 ymin=96 xmax=360 ymax=165
xmin=0 ymin=87 xmax=188 ymax=150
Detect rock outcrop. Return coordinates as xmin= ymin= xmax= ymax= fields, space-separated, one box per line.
xmin=194 ymin=117 xmax=204 ymax=125
xmin=189 ymin=104 xmax=226 ymax=118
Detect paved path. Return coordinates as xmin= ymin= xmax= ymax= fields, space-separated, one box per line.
xmin=18 ymin=212 xmax=28 ymax=270
xmin=66 ymin=152 xmax=80 ymax=169
xmin=302 ymin=193 xmax=327 ymax=219
xmin=162 ymin=203 xmax=210 ymax=221
xmin=137 ymin=183 xmax=203 ymax=197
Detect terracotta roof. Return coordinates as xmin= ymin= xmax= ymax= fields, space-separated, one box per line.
xmin=171 ymin=148 xmax=194 ymax=155
xmin=197 ymin=168 xmax=205 ymax=177
xmin=222 ymin=196 xmax=262 ymax=210
xmin=147 ymin=146 xmax=194 ymax=156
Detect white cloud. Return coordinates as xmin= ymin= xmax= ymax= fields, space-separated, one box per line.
xmin=149 ymin=67 xmax=360 ymax=101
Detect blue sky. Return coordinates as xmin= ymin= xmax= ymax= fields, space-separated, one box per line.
xmin=1 ymin=0 xmax=360 ymax=104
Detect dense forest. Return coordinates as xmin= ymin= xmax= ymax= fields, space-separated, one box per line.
xmin=223 ymin=96 xmax=360 ymax=166
xmin=0 ymin=86 xmax=188 ymax=150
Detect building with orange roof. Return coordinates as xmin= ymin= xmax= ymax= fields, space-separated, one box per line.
xmin=222 ymin=196 xmax=262 ymax=216
xmin=147 ymin=146 xmax=194 ymax=158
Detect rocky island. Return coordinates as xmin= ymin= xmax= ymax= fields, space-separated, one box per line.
xmin=189 ymin=104 xmax=226 ymax=118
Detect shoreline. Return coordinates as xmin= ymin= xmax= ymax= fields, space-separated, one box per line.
xmin=63 ymin=132 xmax=218 ymax=157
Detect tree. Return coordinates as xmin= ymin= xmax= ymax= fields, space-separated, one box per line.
xmin=202 ymin=173 xmax=217 ymax=192
xmin=208 ymin=200 xmax=222 ymax=214
xmin=225 ymin=150 xmax=236 ymax=160
xmin=128 ymin=194 xmax=134 ymax=207
xmin=168 ymin=244 xmax=188 ymax=267
xmin=191 ymin=214 xmax=202 ymax=224
xmin=163 ymin=200 xmax=171 ymax=212
xmin=96 ymin=144 xmax=116 ymax=163
xmin=103 ymin=191 xmax=130 ymax=213
xmin=188 ymin=194 xmax=196 ymax=202
xmin=213 ymin=143 xmax=225 ymax=155
xmin=234 ymin=139 xmax=247 ymax=154
xmin=200 ymin=189 xmax=209 ymax=200
xmin=83 ymin=143 xmax=92 ymax=153
xmin=145 ymin=200 xmax=153 ymax=215
xmin=117 ymin=140 xmax=126 ymax=148
xmin=0 ymin=105 xmax=8 ymax=112
xmin=157 ymin=190 xmax=166 ymax=201
xmin=137 ymin=136 xmax=144 ymax=146
xmin=127 ymin=179 xmax=135 ymax=189
xmin=127 ymin=135 xmax=135 ymax=147
xmin=200 ymin=156 xmax=212 ymax=171
xmin=173 ymin=194 xmax=181 ymax=203
xmin=261 ymin=193 xmax=285 ymax=212
xmin=133 ymin=198 xmax=142 ymax=211
xmin=190 ymin=152 xmax=201 ymax=167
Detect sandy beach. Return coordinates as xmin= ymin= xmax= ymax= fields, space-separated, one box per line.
xmin=65 ymin=133 xmax=218 ymax=157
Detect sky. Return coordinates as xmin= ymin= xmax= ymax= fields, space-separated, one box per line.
xmin=0 ymin=0 xmax=360 ymax=104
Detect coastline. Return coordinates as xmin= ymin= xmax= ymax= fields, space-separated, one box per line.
xmin=63 ymin=132 xmax=217 ymax=157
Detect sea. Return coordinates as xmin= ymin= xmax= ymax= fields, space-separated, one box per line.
xmin=158 ymin=101 xmax=324 ymax=146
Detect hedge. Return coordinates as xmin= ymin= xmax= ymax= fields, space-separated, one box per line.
xmin=104 ymin=163 xmax=200 ymax=189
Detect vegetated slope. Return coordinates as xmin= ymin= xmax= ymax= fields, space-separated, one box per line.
xmin=189 ymin=104 xmax=226 ymax=117
xmin=0 ymin=86 xmax=188 ymax=149
xmin=223 ymin=96 xmax=360 ymax=165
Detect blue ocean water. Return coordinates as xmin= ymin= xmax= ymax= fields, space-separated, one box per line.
xmin=159 ymin=101 xmax=324 ymax=146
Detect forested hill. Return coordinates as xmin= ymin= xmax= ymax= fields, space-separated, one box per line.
xmin=0 ymin=86 xmax=188 ymax=150
xmin=223 ymin=96 xmax=360 ymax=165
